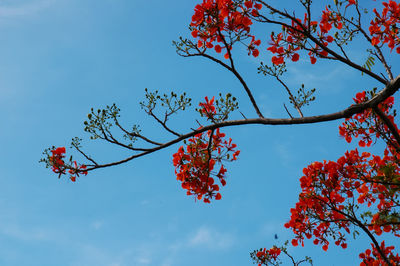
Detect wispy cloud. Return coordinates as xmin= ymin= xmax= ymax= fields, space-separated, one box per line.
xmin=0 ymin=222 xmax=50 ymax=242
xmin=188 ymin=226 xmax=235 ymax=250
xmin=0 ymin=0 xmax=54 ymax=17
xmin=70 ymin=244 xmax=127 ymax=266
xmin=287 ymin=63 xmax=351 ymax=88
xmin=91 ymin=220 xmax=104 ymax=230
xmin=133 ymin=246 xmax=153 ymax=266
xmin=260 ymin=221 xmax=283 ymax=237
xmin=274 ymin=142 xmax=292 ymax=167
xmin=152 ymin=225 xmax=236 ymax=265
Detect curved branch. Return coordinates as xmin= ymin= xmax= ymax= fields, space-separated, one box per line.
xmin=373 ymin=106 xmax=400 ymax=150
xmin=148 ymin=110 xmax=181 ymax=137
xmin=184 ymin=51 xmax=265 ymax=118
xmin=115 ymin=120 xmax=162 ymax=146
xmin=275 ymin=76 xmax=304 ymax=117
xmin=80 ymin=75 xmax=400 ymax=172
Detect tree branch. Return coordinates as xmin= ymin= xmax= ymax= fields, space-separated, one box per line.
xmin=185 ymin=52 xmax=265 ymax=118
xmin=78 ymin=74 xmax=400 ymax=173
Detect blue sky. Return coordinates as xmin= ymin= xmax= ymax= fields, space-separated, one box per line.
xmin=0 ymin=0 xmax=398 ymax=265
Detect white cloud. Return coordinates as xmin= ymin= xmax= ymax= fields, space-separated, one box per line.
xmin=274 ymin=142 xmax=292 ymax=167
xmin=286 ymin=62 xmax=356 ymax=92
xmin=0 ymin=0 xmax=54 ymax=17
xmin=0 ymin=222 xmax=49 ymax=241
xmin=70 ymin=244 xmax=136 ymax=266
xmin=133 ymin=247 xmax=152 ymax=266
xmin=0 ymin=215 xmax=67 ymax=243
xmin=140 ymin=200 xmax=150 ymax=206
xmin=188 ymin=226 xmax=235 ymax=250
xmin=135 ymin=257 xmax=151 ymax=265
xmin=91 ymin=220 xmax=104 ymax=230
xmin=260 ymin=221 xmax=280 ymax=236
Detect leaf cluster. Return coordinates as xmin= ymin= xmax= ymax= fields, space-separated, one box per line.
xmin=140 ymin=88 xmax=192 ymax=117
xmin=290 ymin=84 xmax=316 ymax=108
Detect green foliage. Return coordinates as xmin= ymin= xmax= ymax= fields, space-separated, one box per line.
xmin=82 ymin=103 xmax=142 ymax=148
xmin=83 ymin=103 xmax=121 ymax=140
xmin=362 ymin=55 xmax=376 ymax=76
xmin=258 ymin=62 xmax=287 ymax=77
xmin=173 ymin=37 xmax=199 ymax=56
xmin=291 ymin=84 xmax=316 ymax=108
xmin=71 ymin=137 xmax=82 ymax=149
xmin=39 ymin=146 xmax=57 ymax=169
xmin=258 ymin=62 xmax=316 ymax=111
xmin=140 ymin=88 xmax=192 ymax=116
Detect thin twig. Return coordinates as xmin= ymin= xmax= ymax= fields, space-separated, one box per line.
xmin=284 ymin=103 xmax=294 ymax=119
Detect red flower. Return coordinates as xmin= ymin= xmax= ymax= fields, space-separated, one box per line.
xmin=254 ymin=3 xmax=262 ymax=10
xmin=52 ymin=147 xmax=66 ymax=156
xmin=272 ymin=56 xmax=284 ymax=65
xmin=346 ymin=0 xmax=356 ymax=8
xmin=291 ymin=53 xmax=300 ymax=62
xmin=244 ymin=1 xmax=252 ymax=9
xmin=252 ymin=49 xmax=259 ymax=57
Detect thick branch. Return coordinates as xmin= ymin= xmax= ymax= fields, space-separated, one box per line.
xmin=373 ymin=106 xmax=400 ymax=149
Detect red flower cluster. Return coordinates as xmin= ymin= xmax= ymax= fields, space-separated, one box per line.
xmin=285 ymin=90 xmax=400 ymax=263
xmin=339 ymin=91 xmax=395 ymax=149
xmin=267 ymin=6 xmax=342 ymax=65
xmin=172 ymin=97 xmax=240 ymax=203
xmin=369 ymin=1 xmax=400 ymax=53
xmin=286 ymin=147 xmax=400 ymax=251
xmin=198 ymin=96 xmax=216 ymax=120
xmin=359 ymin=241 xmax=400 ymax=266
xmin=50 ymin=147 xmax=67 ymax=174
xmin=285 ymin=150 xmax=361 ymax=250
xmin=49 ymin=147 xmax=87 ymax=182
xmin=255 ymin=247 xmax=281 ymax=266
xmin=190 ymin=0 xmax=262 ymax=58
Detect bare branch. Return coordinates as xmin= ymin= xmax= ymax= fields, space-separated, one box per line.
xmin=276 ymin=76 xmax=304 ymax=117
xmin=73 ymin=145 xmax=98 ymax=166
xmin=148 ymin=110 xmax=181 ymax=137
xmin=114 ymin=120 xmax=162 ymax=146
xmin=185 ymin=52 xmax=265 ymax=118
xmin=373 ymin=106 xmax=400 ymax=149
xmin=284 ymin=103 xmax=294 ymax=119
